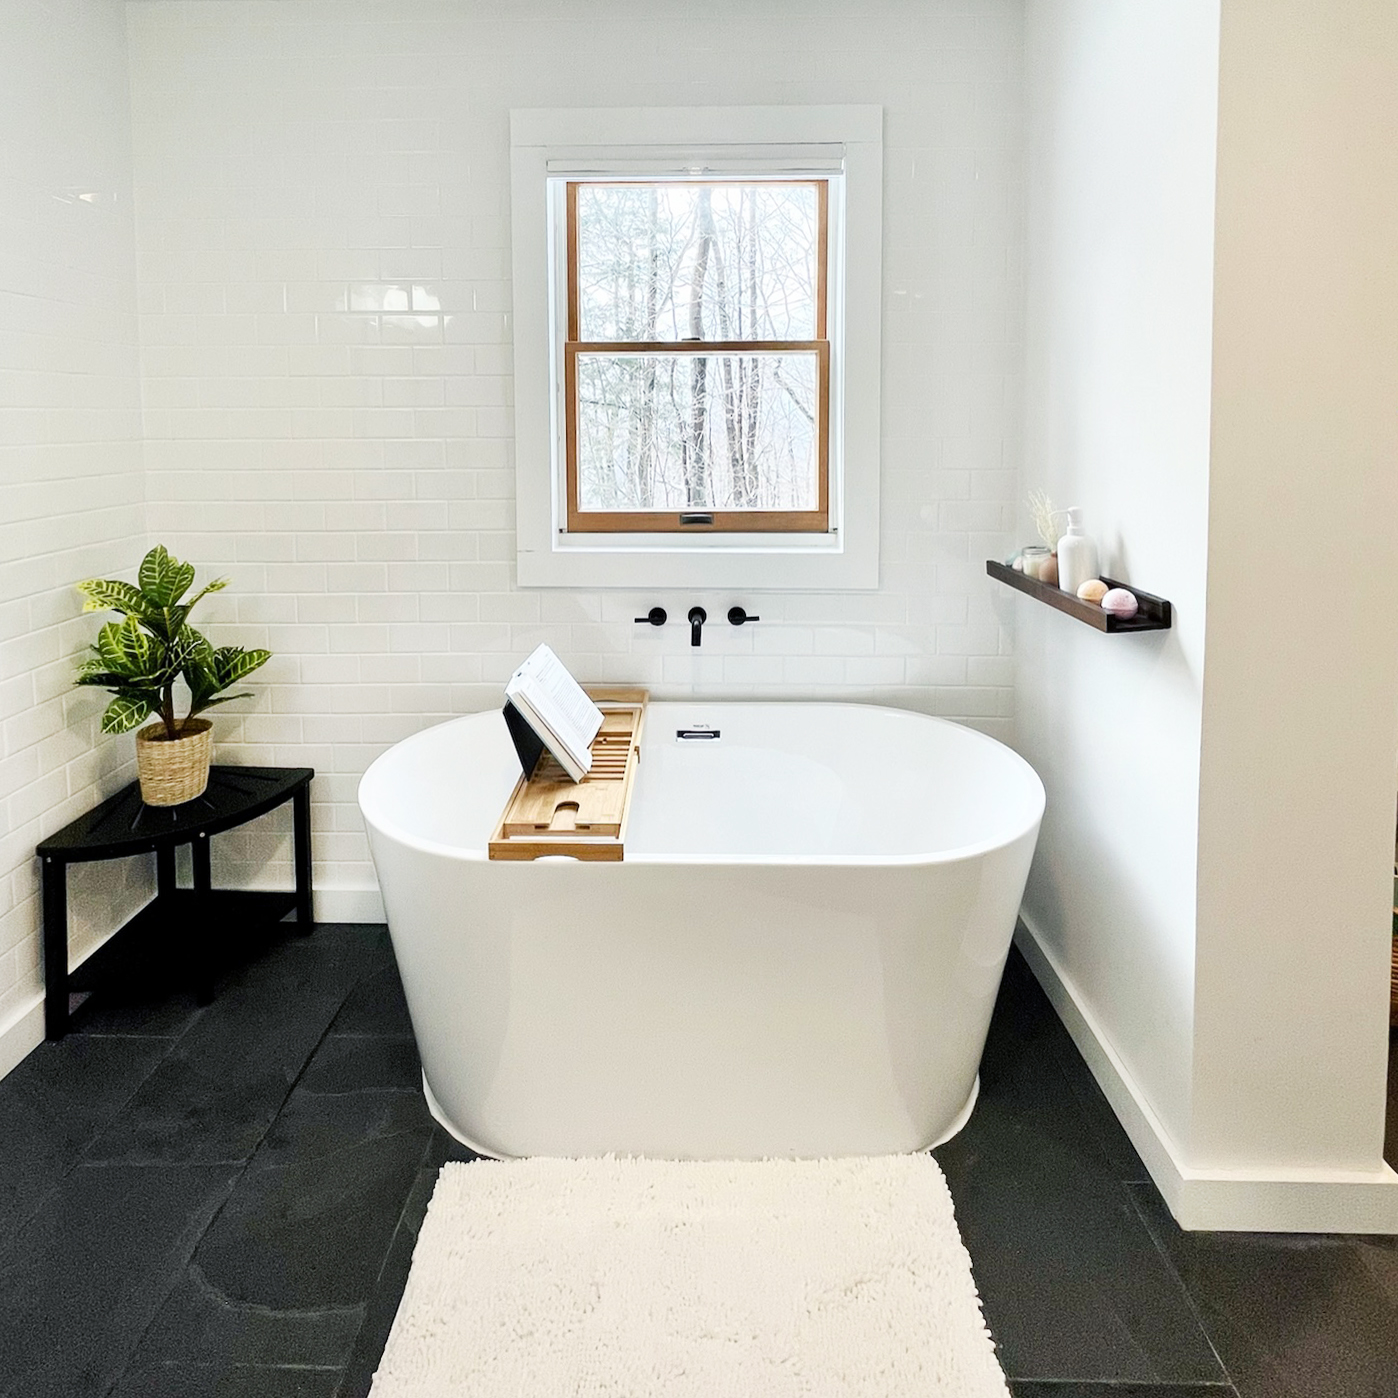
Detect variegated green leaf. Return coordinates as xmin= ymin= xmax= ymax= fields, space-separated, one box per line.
xmin=212 ymin=647 xmax=271 ymax=688
xmin=74 ymin=668 xmax=126 ymax=688
xmin=95 ymin=621 xmax=138 ymax=675
xmin=184 ymin=676 xmax=215 ymax=710
xmin=154 ymin=581 xmax=225 ymax=642
xmin=167 ymin=627 xmax=203 ymax=672
xmin=151 ymin=601 xmax=192 ymax=642
xmin=180 ymin=626 xmax=214 ymax=664
xmin=180 ymin=629 xmax=217 ymax=706
xmin=143 ymin=609 xmax=179 ymax=644
xmin=184 ymin=578 xmax=229 ymax=610
xmin=137 ymin=545 xmax=196 ymax=608
xmin=76 ymin=578 xmax=150 ymax=617
xmin=195 ymin=690 xmax=255 ymax=711
xmin=100 ymin=695 xmax=154 ymax=734
xmin=113 ymin=615 xmax=154 ymax=672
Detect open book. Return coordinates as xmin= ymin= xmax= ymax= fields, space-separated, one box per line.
xmin=503 ymin=644 xmax=603 ymax=783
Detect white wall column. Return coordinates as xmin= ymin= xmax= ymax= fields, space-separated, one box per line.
xmin=1189 ymin=0 xmax=1398 ymax=1217
xmin=1020 ymin=0 xmax=1398 ymax=1231
xmin=1016 ymin=0 xmax=1220 ymax=1204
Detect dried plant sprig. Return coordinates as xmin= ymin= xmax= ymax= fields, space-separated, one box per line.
xmin=1026 ymin=490 xmax=1061 ymax=548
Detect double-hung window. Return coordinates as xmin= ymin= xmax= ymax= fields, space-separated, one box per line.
xmin=564 ymin=179 xmax=829 ymax=534
xmin=511 ymin=107 xmax=882 ymax=590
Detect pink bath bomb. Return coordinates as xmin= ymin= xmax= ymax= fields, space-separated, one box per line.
xmin=1100 ymin=587 xmax=1139 ymax=619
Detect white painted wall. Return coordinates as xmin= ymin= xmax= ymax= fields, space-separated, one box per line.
xmin=1192 ymin=0 xmax=1398 ymax=1174
xmin=1020 ymin=0 xmax=1398 ymax=1231
xmin=0 ymin=0 xmax=151 ymax=1070
xmin=124 ymin=0 xmax=1027 ymax=912
xmin=1016 ymin=0 xmax=1220 ymax=1154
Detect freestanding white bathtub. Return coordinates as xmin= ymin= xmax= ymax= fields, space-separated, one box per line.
xmin=358 ymin=702 xmax=1044 ymax=1160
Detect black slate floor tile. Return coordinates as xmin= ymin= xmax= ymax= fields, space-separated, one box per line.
xmin=0 ymin=926 xmax=1388 ymax=1398
xmin=110 ymin=1363 xmax=341 ymax=1398
xmin=66 ymin=903 xmax=290 ymax=1039
xmin=298 ymin=1032 xmax=422 ymax=1097
xmin=0 ymin=1032 xmax=170 ymax=1246
xmin=1041 ymin=1015 xmax=1151 ymax=1182
xmin=135 ymin=1086 xmax=434 ymax=1369
xmin=327 ymin=957 xmax=414 ymax=1038
xmin=941 ymin=1151 xmax=1225 ymax=1385
xmin=137 ymin=1263 xmax=364 ymax=1372
xmin=423 ymin=1121 xmax=486 ymax=1167
xmin=337 ymin=1164 xmax=441 ymax=1398
xmin=1130 ymin=1184 xmax=1398 ymax=1398
xmin=937 ymin=957 xmax=1226 ymax=1387
xmin=0 ymin=1163 xmax=238 ymax=1398
xmin=82 ymin=932 xmax=371 ymax=1166
xmin=69 ymin=986 xmax=207 ymax=1038
xmin=993 ymin=953 xmax=1149 ymax=1181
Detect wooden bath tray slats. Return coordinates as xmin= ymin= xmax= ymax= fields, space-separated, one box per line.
xmin=488 ymin=688 xmax=646 ymax=862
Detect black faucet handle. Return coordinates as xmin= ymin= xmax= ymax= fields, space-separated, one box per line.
xmin=634 ymin=607 xmax=667 ymax=626
xmin=727 ymin=606 xmax=760 ymax=626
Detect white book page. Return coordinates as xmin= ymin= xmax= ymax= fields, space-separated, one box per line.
xmin=505 ymin=645 xmax=603 ymax=772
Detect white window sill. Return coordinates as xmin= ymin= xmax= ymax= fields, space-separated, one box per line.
xmin=517 ymin=529 xmax=877 ymax=590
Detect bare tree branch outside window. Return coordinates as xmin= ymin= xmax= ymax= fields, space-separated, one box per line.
xmin=564 ymin=180 xmax=830 ymax=533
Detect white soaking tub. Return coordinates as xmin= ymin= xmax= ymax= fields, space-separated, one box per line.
xmin=358 ymin=702 xmax=1044 ymax=1160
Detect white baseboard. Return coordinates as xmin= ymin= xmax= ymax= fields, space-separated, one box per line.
xmin=1015 ymin=917 xmax=1398 ymax=1234
xmin=313 ymin=885 xmax=385 ymax=924
xmin=0 ymin=996 xmax=44 ymax=1082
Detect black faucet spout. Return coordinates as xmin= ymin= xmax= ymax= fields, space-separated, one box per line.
xmin=688 ymin=606 xmax=707 ymax=647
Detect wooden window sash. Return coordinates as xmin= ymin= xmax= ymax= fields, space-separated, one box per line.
xmin=564 ymin=179 xmax=831 ymax=535
xmin=568 ymin=180 xmax=827 ymax=343
xmin=565 ymin=341 xmax=829 ymax=534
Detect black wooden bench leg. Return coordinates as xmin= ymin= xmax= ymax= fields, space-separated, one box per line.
xmin=191 ymin=833 xmax=215 ymax=1006
xmin=42 ymin=858 xmax=69 ymax=1041
xmin=293 ymin=784 xmax=313 ymax=934
xmin=154 ymin=845 xmax=178 ymax=955
xmin=156 ymin=844 xmax=177 ymax=897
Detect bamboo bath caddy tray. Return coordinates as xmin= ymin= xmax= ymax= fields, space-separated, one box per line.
xmin=488 ymin=688 xmax=647 ymax=862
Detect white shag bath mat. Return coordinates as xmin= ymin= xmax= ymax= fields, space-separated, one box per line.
xmin=370 ymin=1154 xmax=1009 ymax=1398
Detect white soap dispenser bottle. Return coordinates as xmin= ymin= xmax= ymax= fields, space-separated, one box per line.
xmin=1056 ymin=507 xmax=1099 ymax=594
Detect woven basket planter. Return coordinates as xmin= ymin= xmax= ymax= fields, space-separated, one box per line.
xmin=135 ymin=718 xmax=213 ymax=807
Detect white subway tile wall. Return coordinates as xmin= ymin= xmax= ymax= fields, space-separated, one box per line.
xmin=0 ymin=1 xmax=153 ymax=1034
xmin=126 ymin=0 xmax=1024 ymax=904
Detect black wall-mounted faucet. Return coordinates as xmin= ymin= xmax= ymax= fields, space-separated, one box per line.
xmin=688 ymin=606 xmax=707 ymax=647
xmin=727 ymin=606 xmax=760 ymax=626
xmin=633 ymin=607 xmax=667 ymax=627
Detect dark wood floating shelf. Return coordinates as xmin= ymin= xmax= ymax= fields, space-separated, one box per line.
xmin=986 ymin=560 xmax=1172 ymax=633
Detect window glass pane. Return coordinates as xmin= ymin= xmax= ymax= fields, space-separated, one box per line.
xmin=576 ymin=352 xmax=818 ymax=512
xmin=575 ymin=183 xmax=819 ymax=342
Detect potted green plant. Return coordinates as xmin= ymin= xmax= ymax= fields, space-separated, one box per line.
xmin=74 ymin=545 xmax=272 ymax=806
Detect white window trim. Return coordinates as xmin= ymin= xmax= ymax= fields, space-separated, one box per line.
xmin=510 ymin=105 xmax=882 ymax=590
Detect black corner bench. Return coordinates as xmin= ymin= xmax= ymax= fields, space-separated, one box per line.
xmin=36 ymin=766 xmax=314 ymax=1040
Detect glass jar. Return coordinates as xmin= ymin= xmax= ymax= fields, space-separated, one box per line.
xmin=1020 ymin=546 xmax=1050 ymax=580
